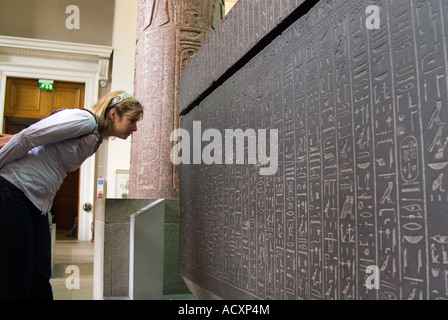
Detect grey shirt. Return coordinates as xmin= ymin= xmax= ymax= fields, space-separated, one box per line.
xmin=0 ymin=108 xmax=101 ymax=213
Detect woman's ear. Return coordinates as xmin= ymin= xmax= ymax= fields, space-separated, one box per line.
xmin=109 ymin=108 xmax=117 ymax=122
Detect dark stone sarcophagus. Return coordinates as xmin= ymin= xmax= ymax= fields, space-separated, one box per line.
xmin=178 ymin=0 xmax=448 ymax=300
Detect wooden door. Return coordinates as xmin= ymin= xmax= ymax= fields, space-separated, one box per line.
xmin=4 ymin=77 xmax=85 ymax=117
xmin=3 ymin=77 xmax=85 ymax=233
xmin=4 ymin=78 xmax=50 ymax=118
xmin=52 ymin=169 xmax=80 ymax=231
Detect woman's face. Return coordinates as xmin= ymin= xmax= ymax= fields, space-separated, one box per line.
xmin=110 ymin=112 xmax=139 ymax=139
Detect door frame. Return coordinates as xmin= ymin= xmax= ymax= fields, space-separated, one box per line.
xmin=0 ymin=35 xmax=113 ymax=242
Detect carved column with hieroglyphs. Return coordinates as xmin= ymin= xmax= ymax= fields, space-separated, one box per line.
xmin=130 ymin=0 xmax=224 ymax=199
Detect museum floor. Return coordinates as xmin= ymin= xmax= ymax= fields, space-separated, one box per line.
xmin=50 ymin=231 xmax=94 ymax=300
xmin=50 ymin=230 xmax=195 ymax=300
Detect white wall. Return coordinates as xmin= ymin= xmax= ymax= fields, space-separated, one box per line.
xmin=0 ymin=0 xmax=115 ymax=46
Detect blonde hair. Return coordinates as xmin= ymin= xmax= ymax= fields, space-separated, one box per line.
xmin=91 ymin=91 xmax=144 ymax=134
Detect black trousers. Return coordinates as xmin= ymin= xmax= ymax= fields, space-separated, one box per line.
xmin=0 ymin=176 xmax=53 ymax=300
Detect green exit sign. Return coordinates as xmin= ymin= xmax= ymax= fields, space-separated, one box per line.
xmin=39 ymin=80 xmax=54 ymax=91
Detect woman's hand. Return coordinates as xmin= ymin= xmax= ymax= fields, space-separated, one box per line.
xmin=0 ymin=134 xmax=13 ymax=149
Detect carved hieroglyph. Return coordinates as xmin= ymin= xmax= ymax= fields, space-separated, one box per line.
xmin=130 ymin=0 xmax=224 ymax=199
xmin=180 ymin=0 xmax=448 ymax=300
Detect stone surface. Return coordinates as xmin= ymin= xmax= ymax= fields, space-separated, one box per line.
xmin=179 ymin=0 xmax=448 ymax=299
xmin=130 ymin=0 xmax=225 ymax=199
xmin=129 ymin=200 xmax=165 ymax=300
xmin=93 ymin=199 xmax=188 ymax=299
xmin=179 ymin=0 xmax=309 ymax=114
xmin=94 ymin=199 xmax=154 ymax=298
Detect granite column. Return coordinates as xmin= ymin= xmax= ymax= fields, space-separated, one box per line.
xmin=130 ymin=0 xmax=224 ymax=199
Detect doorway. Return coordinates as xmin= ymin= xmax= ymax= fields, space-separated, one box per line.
xmin=3 ymin=77 xmax=85 ymax=238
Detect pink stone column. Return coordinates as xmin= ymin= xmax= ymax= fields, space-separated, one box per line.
xmin=130 ymin=0 xmax=225 ymax=199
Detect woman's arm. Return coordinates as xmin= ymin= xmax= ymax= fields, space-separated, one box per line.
xmin=0 ymin=109 xmax=96 ymax=169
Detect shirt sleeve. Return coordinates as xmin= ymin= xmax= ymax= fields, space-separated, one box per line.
xmin=0 ymin=109 xmax=97 ymax=169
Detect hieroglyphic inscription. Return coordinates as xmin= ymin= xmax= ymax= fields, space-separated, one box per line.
xmin=179 ymin=0 xmax=448 ymax=300
xmin=179 ymin=0 xmax=309 ymax=113
xmin=367 ymin=0 xmax=399 ymax=300
xmin=417 ymin=0 xmax=448 ymax=300
xmin=349 ymin=3 xmax=377 ymax=300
